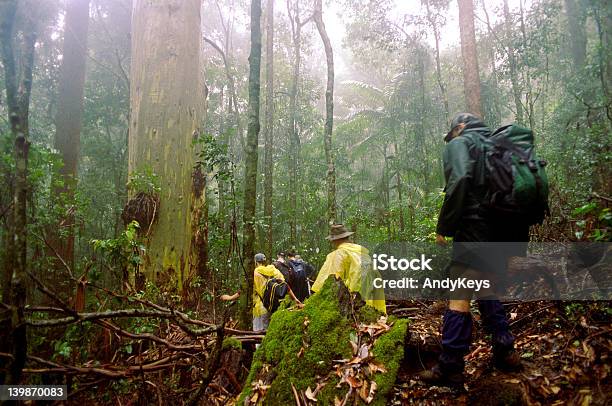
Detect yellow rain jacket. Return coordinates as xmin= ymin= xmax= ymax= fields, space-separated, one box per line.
xmin=311 ymin=242 xmax=386 ymax=313
xmin=253 ymin=264 xmax=286 ymax=318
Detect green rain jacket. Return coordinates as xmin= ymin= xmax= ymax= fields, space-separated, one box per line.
xmin=436 ymin=122 xmax=490 ymax=238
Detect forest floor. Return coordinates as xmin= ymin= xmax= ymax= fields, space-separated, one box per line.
xmin=388 ymin=300 xmax=611 ymax=405
xmin=65 ymin=299 xmax=611 ymax=405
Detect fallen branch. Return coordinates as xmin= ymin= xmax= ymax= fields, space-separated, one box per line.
xmin=510 ymin=303 xmax=556 ymax=328
xmin=592 ymin=192 xmax=612 ymax=203
xmin=95 ymin=319 xmax=201 ymax=351
xmin=26 ymin=270 xmax=77 ymax=317
xmin=26 ymin=308 xmax=176 ymax=327
xmin=25 ymin=354 xmax=191 ymax=378
xmin=24 ymin=306 xmax=66 ymax=313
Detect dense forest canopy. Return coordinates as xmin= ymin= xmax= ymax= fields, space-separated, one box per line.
xmin=0 ymin=0 xmax=610 ymax=404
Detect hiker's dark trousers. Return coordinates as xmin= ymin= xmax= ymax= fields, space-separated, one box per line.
xmin=439 ymin=300 xmax=514 ymax=373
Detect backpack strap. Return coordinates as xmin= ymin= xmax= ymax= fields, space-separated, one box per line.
xmin=255 ymin=271 xmax=270 ymax=301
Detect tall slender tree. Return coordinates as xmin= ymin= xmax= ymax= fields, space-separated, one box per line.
xmin=502 ymin=0 xmax=524 ymax=124
xmin=240 ymin=0 xmax=262 ymax=328
xmin=287 ymin=0 xmax=302 ymax=245
xmin=128 ymin=0 xmax=203 ymax=289
xmin=263 ymin=0 xmax=274 ymax=257
xmin=0 ymin=0 xmax=37 ymax=385
xmin=457 ymin=0 xmax=483 ymax=117
xmin=52 ymin=0 xmax=90 ymax=270
xmin=314 ymin=0 xmax=337 ymax=224
xmin=423 ymin=0 xmax=450 ymax=123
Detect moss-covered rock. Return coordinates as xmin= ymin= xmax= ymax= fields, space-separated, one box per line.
xmin=238 ymin=276 xmax=408 ymax=405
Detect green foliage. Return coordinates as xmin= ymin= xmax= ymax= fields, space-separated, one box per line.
xmin=126 ymin=167 xmax=161 ymax=194
xmin=194 ymin=132 xmax=233 ymax=182
xmin=51 ymin=322 xmax=96 ymax=362
xmin=572 ymin=202 xmax=611 ymax=241
xmin=91 ymin=220 xmax=145 ymax=277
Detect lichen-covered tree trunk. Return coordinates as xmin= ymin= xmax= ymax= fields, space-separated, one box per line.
xmin=52 ymin=0 xmax=90 ymax=270
xmin=128 ymin=0 xmax=202 ymax=289
xmin=263 ymin=0 xmax=274 ymax=258
xmin=314 ymin=0 xmax=337 ymax=224
xmin=240 ymin=0 xmax=262 ymax=329
xmin=457 ymin=0 xmax=482 ymax=118
xmin=0 ymin=0 xmax=36 ymax=385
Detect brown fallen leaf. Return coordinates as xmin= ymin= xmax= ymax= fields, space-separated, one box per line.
xmin=367 ymin=361 xmax=387 ymax=374
xmin=347 ymin=356 xmax=363 ymax=365
xmin=358 ymin=380 xmax=369 ymax=402
xmin=347 ymin=375 xmax=363 ymax=388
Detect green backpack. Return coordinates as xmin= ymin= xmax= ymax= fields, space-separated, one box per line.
xmin=480 ymin=124 xmax=550 ymax=225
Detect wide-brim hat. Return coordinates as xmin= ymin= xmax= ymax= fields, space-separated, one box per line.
xmin=326 ymin=224 xmax=355 ymax=241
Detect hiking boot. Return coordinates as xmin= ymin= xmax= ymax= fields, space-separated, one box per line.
xmin=418 ymin=364 xmax=465 ymax=388
xmin=493 ymin=348 xmax=523 ymax=371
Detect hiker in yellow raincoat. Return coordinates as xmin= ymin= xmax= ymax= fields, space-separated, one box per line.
xmin=311 ymin=224 xmax=386 ymax=314
xmin=253 ymin=253 xmax=302 ymax=331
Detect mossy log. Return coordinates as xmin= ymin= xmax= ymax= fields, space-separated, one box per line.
xmin=239 ymin=276 xmax=408 ymax=405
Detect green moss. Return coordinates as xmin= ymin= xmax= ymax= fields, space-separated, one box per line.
xmin=370 ymin=318 xmax=409 ymax=406
xmin=222 ymin=337 xmax=242 ymax=351
xmin=239 ymin=276 xmax=408 ymax=405
xmin=358 ymin=302 xmax=383 ymax=323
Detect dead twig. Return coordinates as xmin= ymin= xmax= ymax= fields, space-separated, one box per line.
xmin=510 ymin=303 xmax=556 ymax=328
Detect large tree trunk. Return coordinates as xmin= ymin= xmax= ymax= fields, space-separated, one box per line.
xmin=128 ymin=0 xmax=202 ymax=290
xmin=287 ymin=0 xmax=302 ymax=245
xmin=52 ymin=0 xmax=90 ymax=270
xmin=502 ymin=0 xmax=523 ymax=124
xmin=240 ymin=0 xmax=262 ymax=329
xmin=564 ymin=0 xmax=587 ymax=71
xmin=263 ymin=0 xmax=274 ymax=258
xmin=314 ymin=0 xmax=337 ymax=224
xmin=0 ymin=0 xmax=36 ymax=385
xmin=457 ymin=0 xmax=482 ymax=117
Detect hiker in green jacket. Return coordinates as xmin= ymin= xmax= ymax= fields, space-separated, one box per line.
xmin=420 ymin=113 xmax=527 ymax=387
